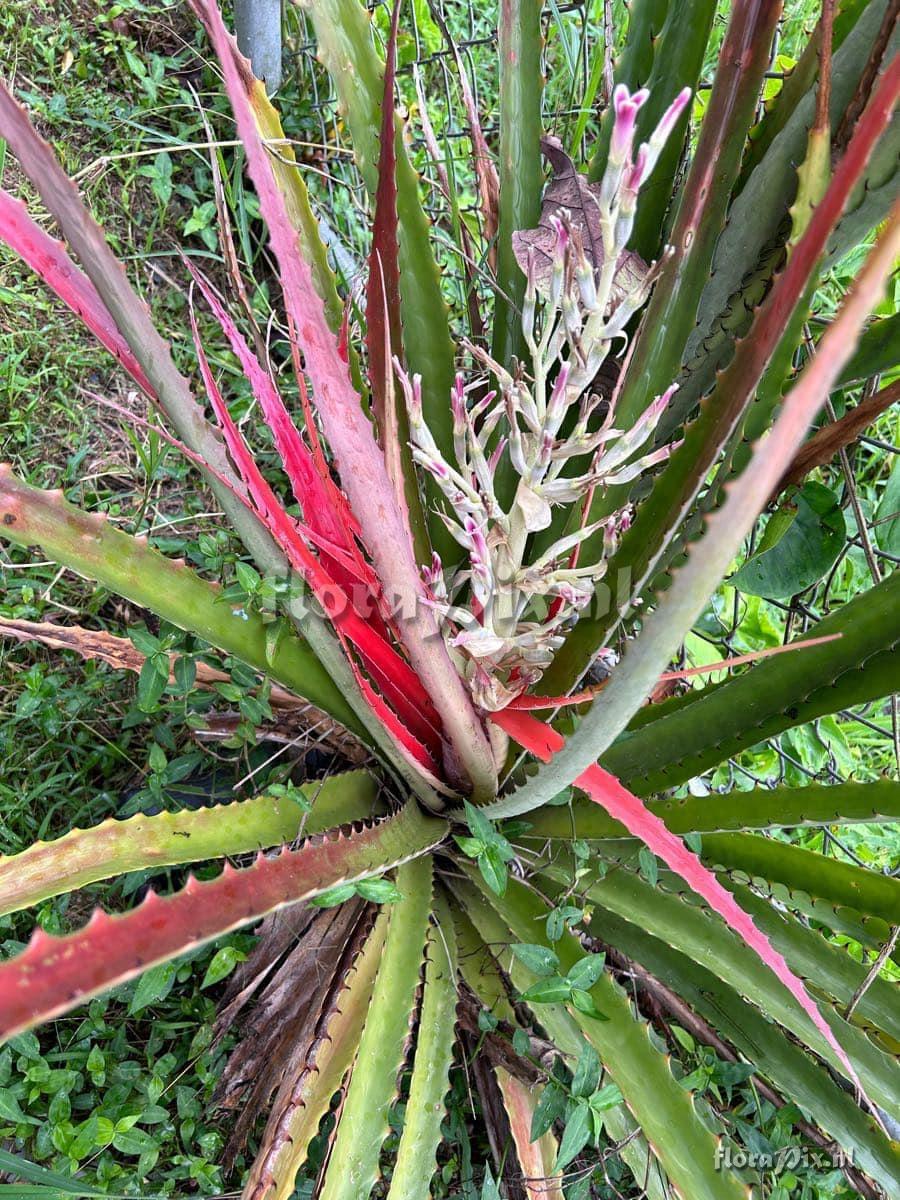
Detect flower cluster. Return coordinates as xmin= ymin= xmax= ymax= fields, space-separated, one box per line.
xmin=401 ymin=85 xmax=691 ymax=710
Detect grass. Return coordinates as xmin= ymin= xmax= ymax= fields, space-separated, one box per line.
xmin=0 ymin=1 xmax=897 ymax=1197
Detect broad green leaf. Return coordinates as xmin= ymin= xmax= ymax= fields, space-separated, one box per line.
xmin=128 ymin=962 xmax=178 ymax=1014
xmin=510 ymin=944 xmax=560 ymax=978
xmin=571 ymin=1043 xmax=601 ymax=1099
xmin=875 ymin=459 xmax=900 ymax=554
xmin=530 ymin=1081 xmax=567 ymax=1141
xmin=566 ymin=955 xmax=607 ymax=992
xmin=520 ymin=977 xmax=573 ymax=1005
xmin=729 ymin=482 xmax=845 ymax=598
xmin=555 ymin=1099 xmax=592 ymax=1171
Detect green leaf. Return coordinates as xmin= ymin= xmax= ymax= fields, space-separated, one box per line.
xmin=875 ymin=460 xmax=900 ymax=555
xmin=570 ymin=989 xmax=609 ymax=1021
xmin=530 ymin=1080 xmax=567 ymax=1141
xmin=454 ymin=835 xmax=485 ymax=858
xmin=172 ymin=655 xmax=195 ymax=694
xmin=478 ymin=845 xmax=508 ymax=896
xmin=464 ymin=800 xmax=495 ymax=845
xmin=355 ymin=878 xmax=403 ymax=904
xmin=590 ymin=1082 xmax=623 ymax=1113
xmin=128 ymin=961 xmax=178 ymax=1014
xmin=480 ymin=1166 xmax=501 ymax=1200
xmin=571 ymin=1043 xmax=601 ymax=1099
xmin=520 ymin=977 xmax=573 ymax=1005
xmin=310 ymin=883 xmax=359 ymax=909
xmin=730 ymin=483 xmax=846 ymax=599
xmin=111 ymin=1127 xmax=156 ymax=1156
xmin=234 ymin=560 xmax=261 ymax=593
xmin=566 ymin=954 xmax=607 ymax=992
xmin=128 ymin=627 xmax=160 ymax=656
xmin=136 ymin=657 xmax=167 ymax=712
xmin=201 ymin=945 xmax=247 ymax=988
xmin=510 ymin=944 xmax=560 ymax=978
xmin=638 ymin=847 xmax=659 ymax=887
xmin=555 ymin=1099 xmax=592 ymax=1171
xmin=0 ymin=1089 xmax=39 ymax=1126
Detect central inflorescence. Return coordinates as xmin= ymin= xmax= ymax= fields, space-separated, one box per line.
xmin=400 ymin=85 xmax=691 ymax=710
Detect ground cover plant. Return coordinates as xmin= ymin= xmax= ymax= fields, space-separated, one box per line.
xmin=0 ymin=0 xmax=899 ymax=1197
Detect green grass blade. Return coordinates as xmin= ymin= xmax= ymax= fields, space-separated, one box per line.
xmin=320 ymin=856 xmax=433 ymax=1200
xmin=0 ymin=1152 xmax=109 ymax=1196
xmin=387 ymin=893 xmax=458 ymax=1200
xmin=0 ymin=771 xmax=378 ymax=918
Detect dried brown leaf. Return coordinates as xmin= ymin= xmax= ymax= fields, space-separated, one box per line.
xmin=512 ymin=137 xmax=647 ymax=305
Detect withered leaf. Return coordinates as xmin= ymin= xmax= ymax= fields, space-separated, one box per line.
xmin=512 ymin=136 xmax=647 ymax=309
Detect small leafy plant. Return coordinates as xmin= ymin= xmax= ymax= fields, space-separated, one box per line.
xmin=0 ymin=0 xmax=899 ymax=1197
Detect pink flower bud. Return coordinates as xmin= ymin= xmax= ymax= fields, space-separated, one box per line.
xmin=550 ymin=215 xmax=570 ymax=256
xmin=548 ymin=362 xmax=570 ymax=419
xmin=610 ymin=85 xmax=649 ymax=164
xmin=655 ymin=86 xmax=691 ymax=146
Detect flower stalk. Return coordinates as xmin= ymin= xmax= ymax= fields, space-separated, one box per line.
xmin=404 ymin=86 xmax=690 ymax=710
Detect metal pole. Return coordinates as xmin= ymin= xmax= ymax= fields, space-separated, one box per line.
xmin=234 ymin=0 xmax=283 ymax=92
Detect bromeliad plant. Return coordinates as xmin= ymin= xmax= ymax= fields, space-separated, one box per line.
xmin=1 ymin=0 xmax=899 ymax=1196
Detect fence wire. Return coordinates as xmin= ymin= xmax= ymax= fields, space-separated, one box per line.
xmin=283 ymin=1 xmax=899 ymax=876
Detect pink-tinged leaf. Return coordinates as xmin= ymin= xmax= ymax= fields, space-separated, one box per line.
xmin=0 ymin=189 xmax=152 ymax=394
xmin=495 ymin=1068 xmax=564 ymax=1199
xmin=187 ymin=265 xmax=387 ymax=621
xmin=365 ymin=0 xmax=403 ymax=437
xmin=91 ymin=389 xmax=363 ymax=574
xmin=0 ymin=803 xmax=446 ymax=1040
xmin=192 ymin=0 xmax=497 ymax=800
xmin=491 ymin=707 xmax=865 ymax=1097
xmin=187 ymin=300 xmax=442 ymax=755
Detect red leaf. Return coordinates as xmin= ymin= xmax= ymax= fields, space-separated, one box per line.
xmin=491 ymin=706 xmax=865 ymax=1095
xmin=0 ymin=189 xmax=151 ymax=394
xmin=188 ymin=301 xmax=442 ymax=753
xmin=0 ymin=805 xmax=445 ymax=1039
xmin=192 ymin=0 xmax=496 ymax=798
xmin=188 ymin=265 xmax=381 ymax=604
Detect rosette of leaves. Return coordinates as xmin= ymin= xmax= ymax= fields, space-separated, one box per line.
xmin=0 ymin=1 xmax=899 ymax=1197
